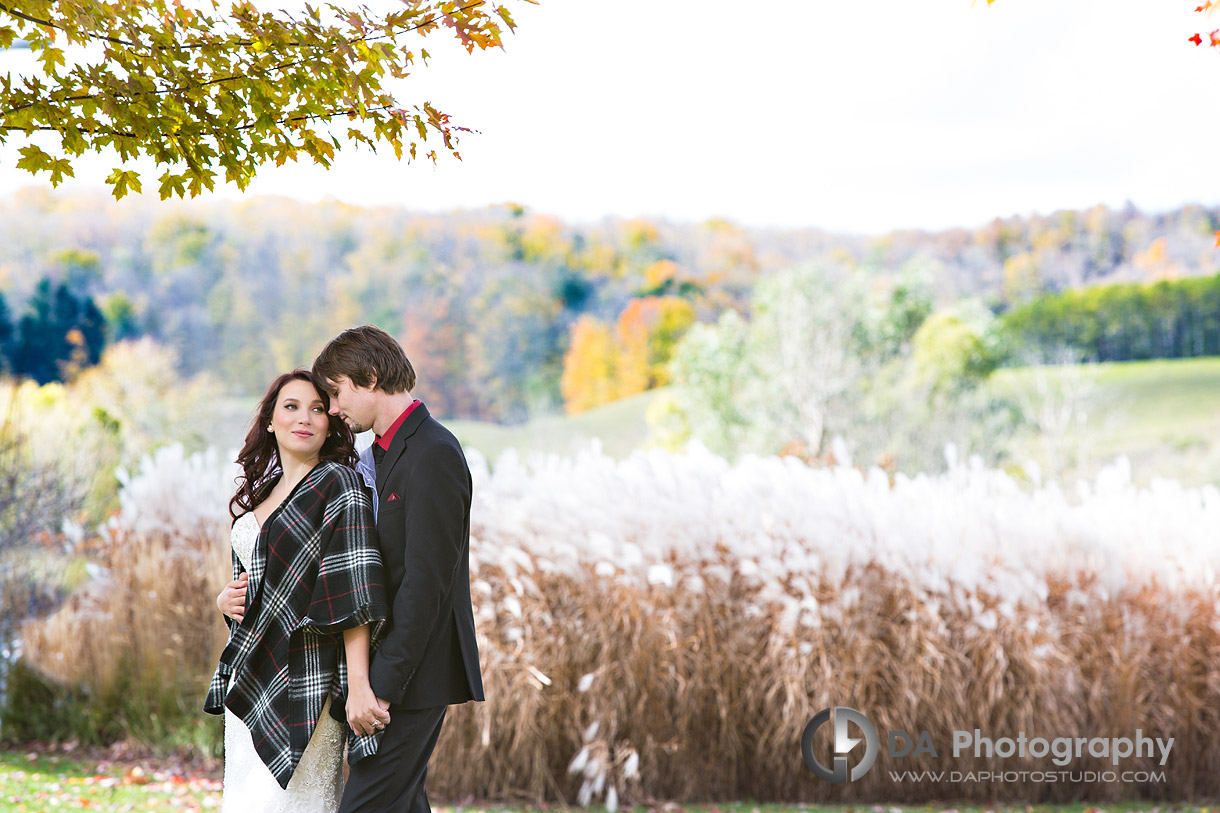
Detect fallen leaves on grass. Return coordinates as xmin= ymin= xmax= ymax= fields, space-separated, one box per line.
xmin=1 ymin=750 xmax=223 ymax=812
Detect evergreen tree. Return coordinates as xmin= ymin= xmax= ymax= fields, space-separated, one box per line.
xmin=0 ymin=292 xmax=13 ymax=374
xmin=12 ymin=277 xmax=108 ymax=383
xmin=14 ymin=279 xmax=60 ymax=383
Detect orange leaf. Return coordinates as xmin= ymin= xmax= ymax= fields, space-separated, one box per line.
xmin=1213 ymin=229 xmax=1219 ymax=248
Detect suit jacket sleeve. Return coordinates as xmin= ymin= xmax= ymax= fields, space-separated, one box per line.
xmin=369 ymin=441 xmax=470 ymax=704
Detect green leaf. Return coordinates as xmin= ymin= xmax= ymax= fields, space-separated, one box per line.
xmin=0 ymin=0 xmax=519 ymax=200
xmin=158 ymin=171 xmax=186 ymax=199
xmin=15 ymin=144 xmax=52 ymax=174
xmin=105 ymin=168 xmax=142 ymax=200
xmin=48 ymin=158 xmax=75 ymax=186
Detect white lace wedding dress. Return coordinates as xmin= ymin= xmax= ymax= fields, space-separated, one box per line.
xmin=222 ymin=511 xmax=346 ymax=813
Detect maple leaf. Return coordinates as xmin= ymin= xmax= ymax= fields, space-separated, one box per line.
xmin=1214 ymin=230 xmax=1220 ymax=248
xmin=1 ymin=1 xmax=520 ymax=199
xmin=1210 ymin=28 xmax=1220 ymax=45
xmin=1190 ymin=32 xmax=1203 ymax=44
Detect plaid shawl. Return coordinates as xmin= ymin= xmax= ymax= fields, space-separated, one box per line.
xmin=204 ymin=461 xmax=388 ymax=789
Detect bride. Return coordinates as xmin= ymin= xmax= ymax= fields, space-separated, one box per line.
xmin=204 ymin=370 xmax=390 ymax=812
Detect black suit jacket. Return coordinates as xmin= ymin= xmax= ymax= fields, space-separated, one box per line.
xmin=367 ymin=402 xmax=484 ymax=709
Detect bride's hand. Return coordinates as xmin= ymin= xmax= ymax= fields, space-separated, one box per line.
xmin=346 ymin=682 xmax=390 ymax=736
xmin=216 ymin=572 xmax=248 ymax=622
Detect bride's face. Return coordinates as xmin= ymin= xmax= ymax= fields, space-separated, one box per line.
xmin=270 ymin=379 xmax=329 ymax=460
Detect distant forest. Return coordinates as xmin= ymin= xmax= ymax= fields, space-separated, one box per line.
xmin=0 ymin=188 xmax=1216 ymax=422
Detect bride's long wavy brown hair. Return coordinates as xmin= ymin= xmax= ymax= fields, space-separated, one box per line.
xmin=229 ymin=370 xmax=358 ymax=521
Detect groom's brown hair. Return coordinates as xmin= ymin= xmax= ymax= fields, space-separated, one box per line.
xmin=312 ymin=324 xmax=417 ymax=395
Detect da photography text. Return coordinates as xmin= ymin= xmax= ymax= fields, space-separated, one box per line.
xmin=802 ymin=706 xmax=1173 ymax=785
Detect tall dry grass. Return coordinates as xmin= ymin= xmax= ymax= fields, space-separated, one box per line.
xmin=12 ymin=445 xmax=233 ymax=749
xmin=423 ymin=563 xmax=1220 ymax=805
xmin=14 ymin=442 xmax=1220 ymax=802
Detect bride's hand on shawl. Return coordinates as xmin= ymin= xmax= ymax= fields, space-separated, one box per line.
xmin=216 ymin=572 xmax=248 ymax=622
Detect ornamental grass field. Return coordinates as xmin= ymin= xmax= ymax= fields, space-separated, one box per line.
xmin=12 ymin=441 xmax=1220 ymax=805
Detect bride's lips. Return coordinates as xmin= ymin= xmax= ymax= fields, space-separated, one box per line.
xmin=292 ymin=430 xmax=314 ymax=438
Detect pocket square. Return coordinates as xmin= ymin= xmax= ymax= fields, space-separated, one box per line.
xmin=386 ymin=492 xmax=401 ymax=501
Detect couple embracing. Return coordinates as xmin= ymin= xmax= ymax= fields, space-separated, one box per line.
xmin=204 ymin=325 xmax=483 ymax=812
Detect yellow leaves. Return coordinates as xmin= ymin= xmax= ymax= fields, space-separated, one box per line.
xmin=1134 ymin=237 xmax=1183 ymax=280
xmin=2 ymin=0 xmax=526 ymax=199
xmin=623 ymin=219 xmax=660 ymax=252
xmin=561 ymin=317 xmax=619 ymax=415
xmin=104 ymin=168 xmax=142 ymax=200
xmin=1134 ymin=237 xmax=1167 ymax=269
xmin=495 ymin=4 xmax=517 ymax=32
xmin=302 ymin=129 xmax=336 ymax=161
xmin=644 ymin=260 xmax=679 ymax=291
xmin=37 ymin=45 xmax=66 ymax=75
xmin=562 ymin=297 xmax=699 ymax=413
xmin=1001 ymin=251 xmax=1039 ymax=306
xmin=157 ymin=170 xmax=186 ymax=199
xmin=15 ymin=145 xmax=73 ymax=185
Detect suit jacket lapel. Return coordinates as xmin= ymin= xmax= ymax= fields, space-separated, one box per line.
xmin=376 ymin=402 xmax=431 ymax=494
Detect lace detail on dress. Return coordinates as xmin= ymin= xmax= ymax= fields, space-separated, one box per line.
xmin=231 ymin=511 xmax=259 ymax=573
xmin=222 ymin=513 xmax=345 ymax=812
xmin=223 ymin=688 xmax=344 ymax=812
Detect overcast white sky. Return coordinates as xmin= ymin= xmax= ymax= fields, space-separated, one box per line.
xmin=2 ymin=0 xmax=1218 ymax=233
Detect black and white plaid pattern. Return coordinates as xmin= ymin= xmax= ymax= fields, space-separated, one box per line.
xmin=204 ymin=461 xmax=388 ymax=789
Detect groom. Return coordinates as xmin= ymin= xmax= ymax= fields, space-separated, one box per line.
xmin=313 ymin=325 xmax=484 ymax=813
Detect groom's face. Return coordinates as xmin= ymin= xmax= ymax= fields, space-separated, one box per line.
xmin=326 ymin=375 xmax=377 ymax=434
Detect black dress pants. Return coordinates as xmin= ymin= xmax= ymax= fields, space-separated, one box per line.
xmin=339 ymin=705 xmax=447 ymax=813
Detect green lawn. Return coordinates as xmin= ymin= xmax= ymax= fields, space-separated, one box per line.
xmin=445 ymin=358 xmax=1220 ymax=486
xmin=219 ymin=357 xmax=1220 ymax=485
xmin=214 ymin=389 xmax=661 ymax=467
xmin=0 ymin=748 xmax=220 ymax=811
xmin=992 ymin=357 xmax=1220 ymax=486
xmin=447 ymin=389 xmax=663 ymax=464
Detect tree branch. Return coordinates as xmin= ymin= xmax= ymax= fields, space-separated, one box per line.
xmin=0 ymin=2 xmax=487 ymax=119
xmin=0 ymin=103 xmax=396 ymax=137
xmin=0 ymin=2 xmax=487 ymax=53
xmin=0 ymin=3 xmax=133 ymax=47
xmin=0 ymin=123 xmax=136 ymax=137
xmin=233 ymin=103 xmax=396 ymax=131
